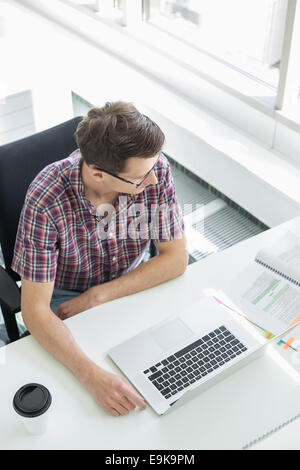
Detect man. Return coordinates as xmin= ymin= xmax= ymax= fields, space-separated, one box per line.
xmin=11 ymin=101 xmax=188 ymax=417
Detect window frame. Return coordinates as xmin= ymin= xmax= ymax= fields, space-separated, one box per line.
xmin=275 ymin=0 xmax=300 ymax=120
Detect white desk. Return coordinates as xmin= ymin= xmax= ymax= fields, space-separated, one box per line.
xmin=1 ymin=216 xmax=300 ymax=450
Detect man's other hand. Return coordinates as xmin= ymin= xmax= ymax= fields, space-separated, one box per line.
xmin=56 ymin=287 xmax=99 ymax=320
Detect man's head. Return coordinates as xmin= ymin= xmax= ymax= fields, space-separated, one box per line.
xmin=74 ymin=101 xmax=165 ymax=194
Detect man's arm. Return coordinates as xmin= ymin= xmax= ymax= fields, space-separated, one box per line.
xmin=92 ymin=234 xmax=188 ymax=306
xmin=21 ymin=279 xmax=146 ymax=416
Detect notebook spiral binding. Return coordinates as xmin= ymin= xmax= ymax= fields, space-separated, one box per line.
xmin=242 ymin=256 xmax=300 ymax=448
xmin=242 ymin=412 xmax=300 ymax=449
xmin=255 ymin=258 xmax=300 ymax=287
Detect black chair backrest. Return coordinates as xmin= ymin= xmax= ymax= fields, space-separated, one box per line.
xmin=0 ymin=116 xmax=83 ymax=282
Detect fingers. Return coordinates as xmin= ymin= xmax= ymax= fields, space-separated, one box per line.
xmin=113 ymin=380 xmax=147 ymax=412
xmin=103 ymin=400 xmax=130 ymax=417
xmin=112 ymin=402 xmax=131 ymax=416
xmin=105 ymin=388 xmax=147 ymax=417
xmin=117 ymin=395 xmax=135 ymax=410
xmin=123 ymin=386 xmax=147 ymax=411
xmin=109 ymin=395 xmax=143 ymax=416
xmin=103 ymin=404 xmax=119 ymax=417
xmin=90 ymin=370 xmax=147 ymax=417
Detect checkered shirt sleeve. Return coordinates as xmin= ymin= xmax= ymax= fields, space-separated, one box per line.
xmin=11 ymin=199 xmax=58 ymax=282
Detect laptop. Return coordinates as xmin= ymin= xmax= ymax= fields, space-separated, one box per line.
xmin=108 ymin=296 xmax=295 ymax=416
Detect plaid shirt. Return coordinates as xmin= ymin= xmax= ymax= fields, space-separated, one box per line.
xmin=11 ymin=149 xmax=184 ymax=292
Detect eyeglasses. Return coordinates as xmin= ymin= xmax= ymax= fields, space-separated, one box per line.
xmin=91 ymin=162 xmax=157 ymax=188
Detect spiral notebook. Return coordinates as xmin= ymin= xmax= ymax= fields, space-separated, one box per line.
xmin=243 ymin=411 xmax=300 ymax=449
xmin=217 ymin=231 xmax=300 ymax=449
xmin=224 ymin=231 xmax=300 ymax=337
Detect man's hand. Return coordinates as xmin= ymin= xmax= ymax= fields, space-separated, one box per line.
xmin=56 ymin=287 xmax=100 ymax=320
xmin=85 ymin=365 xmax=147 ymax=417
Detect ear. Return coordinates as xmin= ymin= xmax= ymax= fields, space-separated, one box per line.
xmin=90 ymin=167 xmax=104 ymax=179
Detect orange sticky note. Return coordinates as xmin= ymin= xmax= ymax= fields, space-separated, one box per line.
xmin=283 ymin=337 xmax=295 ymax=350
xmin=289 ymin=315 xmax=300 ymax=327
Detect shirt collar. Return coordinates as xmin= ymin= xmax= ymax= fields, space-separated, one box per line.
xmin=69 ymin=150 xmax=137 ymax=214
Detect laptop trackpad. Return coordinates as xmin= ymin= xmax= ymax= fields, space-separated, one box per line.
xmin=150 ymin=318 xmax=193 ymax=352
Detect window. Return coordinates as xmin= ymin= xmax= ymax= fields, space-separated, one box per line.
xmin=67 ymin=0 xmax=123 ymax=21
xmin=51 ymin=0 xmax=300 ymax=129
xmin=144 ymin=0 xmax=288 ymax=89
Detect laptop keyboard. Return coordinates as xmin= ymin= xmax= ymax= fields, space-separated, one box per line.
xmin=143 ymin=325 xmax=247 ymax=399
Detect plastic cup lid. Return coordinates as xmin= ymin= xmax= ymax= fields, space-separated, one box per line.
xmin=13 ymin=383 xmax=52 ymax=418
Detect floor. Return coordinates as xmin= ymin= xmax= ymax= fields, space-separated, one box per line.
xmin=167 ymin=158 xmax=267 ymax=263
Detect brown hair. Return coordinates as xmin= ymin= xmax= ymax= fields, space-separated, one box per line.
xmin=74 ymin=101 xmax=165 ymax=173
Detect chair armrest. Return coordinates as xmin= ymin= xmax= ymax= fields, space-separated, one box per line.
xmin=0 ymin=266 xmax=21 ymax=313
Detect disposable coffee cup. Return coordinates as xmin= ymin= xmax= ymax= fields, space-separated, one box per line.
xmin=13 ymin=383 xmax=52 ymax=435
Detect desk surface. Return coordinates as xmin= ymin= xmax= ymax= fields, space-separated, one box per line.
xmin=2 ymin=217 xmax=300 ymax=450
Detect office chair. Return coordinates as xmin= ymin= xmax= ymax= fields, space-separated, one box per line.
xmin=0 ymin=116 xmax=84 ymax=342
